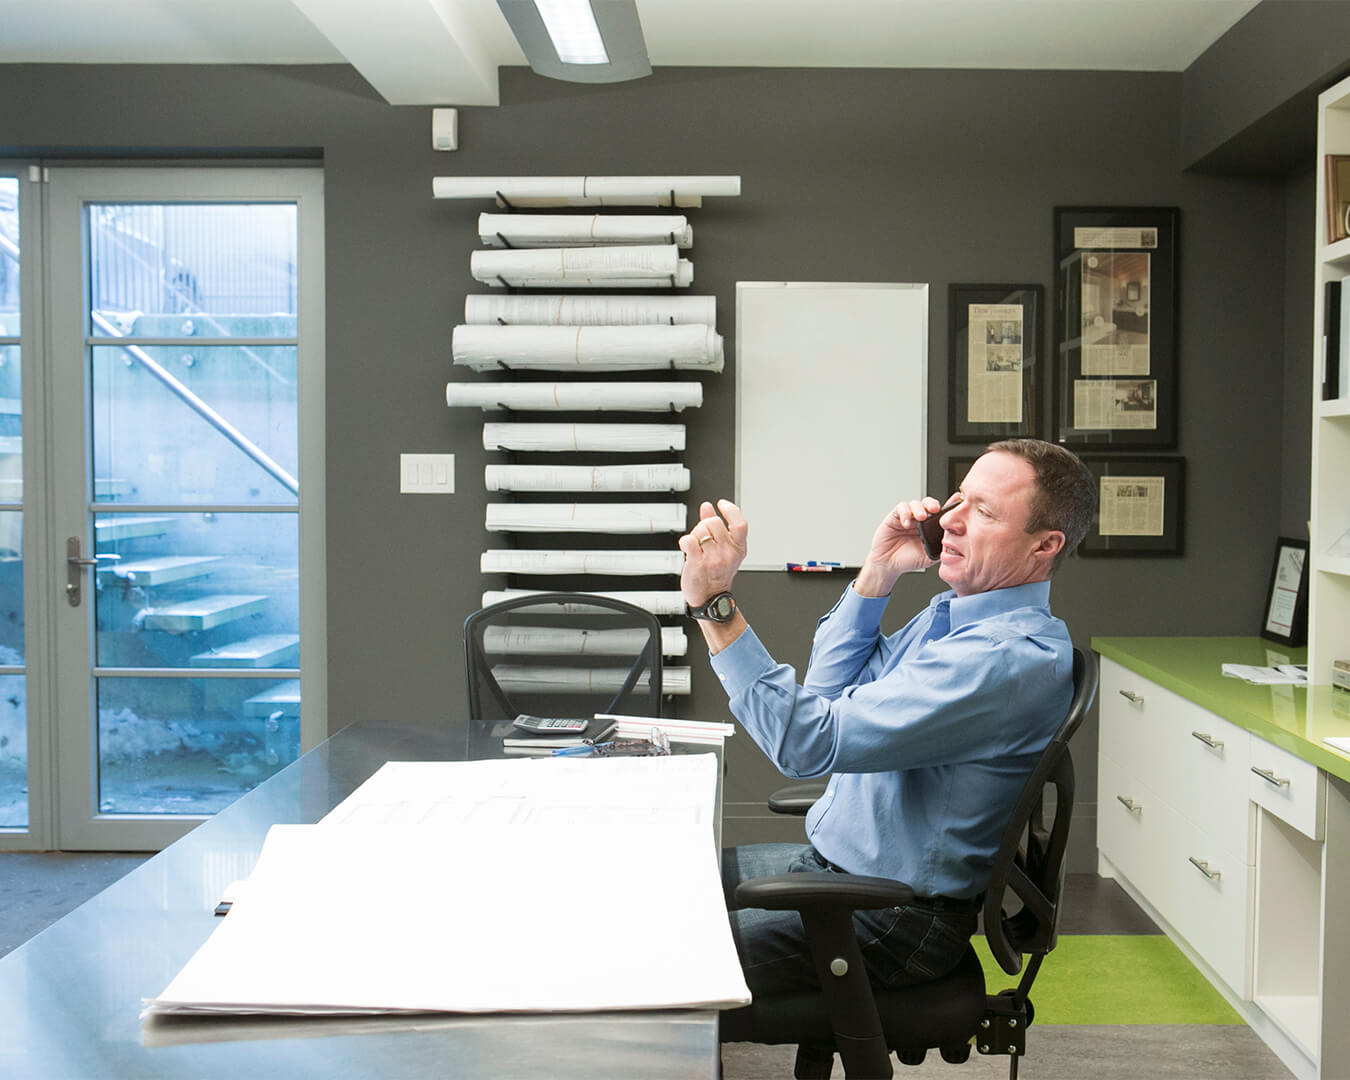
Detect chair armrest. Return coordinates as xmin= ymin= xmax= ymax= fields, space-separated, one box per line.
xmin=767 ymin=781 xmax=828 ymax=815
xmin=735 ymin=871 xmax=915 ymax=912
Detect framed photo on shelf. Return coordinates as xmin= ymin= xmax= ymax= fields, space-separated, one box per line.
xmin=1326 ymin=155 xmax=1350 ymax=244
xmin=1052 ymin=207 xmax=1179 ymax=449
xmin=947 ymin=284 xmax=1042 ymax=442
xmin=1077 ymin=455 xmax=1185 ymax=557
xmin=1260 ymin=537 xmax=1310 ymax=646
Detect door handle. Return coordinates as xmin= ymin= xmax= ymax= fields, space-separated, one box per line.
xmin=1118 ymin=689 xmax=1144 ymax=705
xmin=65 ymin=536 xmax=99 ymax=607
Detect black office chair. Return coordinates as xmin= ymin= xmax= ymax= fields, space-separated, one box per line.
xmin=719 ymin=647 xmax=1099 ymax=1080
xmin=462 ymin=592 xmax=665 ymax=754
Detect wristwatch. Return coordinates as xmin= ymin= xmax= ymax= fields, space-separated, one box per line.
xmin=687 ymin=591 xmax=737 ymax=622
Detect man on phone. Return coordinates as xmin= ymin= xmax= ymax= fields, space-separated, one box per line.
xmin=678 ymin=438 xmax=1095 ymax=995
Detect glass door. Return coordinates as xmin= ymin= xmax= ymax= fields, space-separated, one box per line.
xmin=46 ymin=167 xmax=325 ymax=850
xmin=0 ymin=168 xmax=34 ymax=840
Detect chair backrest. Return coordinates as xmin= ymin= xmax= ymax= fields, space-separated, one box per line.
xmin=463 ymin=592 xmax=665 ymax=753
xmin=982 ymin=647 xmax=1099 ymax=977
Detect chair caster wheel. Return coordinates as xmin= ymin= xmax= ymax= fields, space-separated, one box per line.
xmin=896 ymin=1048 xmax=927 ymax=1066
xmin=940 ymin=1043 xmax=972 ymax=1063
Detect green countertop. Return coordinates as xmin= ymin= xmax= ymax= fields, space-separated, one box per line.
xmin=1092 ymin=636 xmax=1350 ymax=785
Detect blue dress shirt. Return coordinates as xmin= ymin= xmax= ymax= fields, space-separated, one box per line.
xmin=709 ymin=579 xmax=1072 ymax=898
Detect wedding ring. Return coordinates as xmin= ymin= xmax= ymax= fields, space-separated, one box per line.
xmin=696 ymin=534 xmax=711 ymax=547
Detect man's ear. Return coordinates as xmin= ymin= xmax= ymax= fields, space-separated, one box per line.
xmin=1033 ymin=530 xmax=1065 ymax=564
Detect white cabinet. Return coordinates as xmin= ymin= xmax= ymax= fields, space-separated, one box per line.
xmin=1096 ymin=654 xmax=1350 ymax=1080
xmin=1097 ymin=658 xmax=1254 ymax=998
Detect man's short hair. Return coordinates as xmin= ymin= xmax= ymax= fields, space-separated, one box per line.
xmin=986 ymin=438 xmax=1095 ymax=573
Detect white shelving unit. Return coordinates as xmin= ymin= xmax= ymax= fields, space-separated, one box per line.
xmin=1310 ymin=75 xmax=1350 ymax=680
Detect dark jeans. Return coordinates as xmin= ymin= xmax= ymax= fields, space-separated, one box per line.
xmin=721 ymin=843 xmax=978 ymax=998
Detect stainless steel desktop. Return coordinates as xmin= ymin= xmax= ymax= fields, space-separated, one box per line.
xmin=0 ymin=721 xmax=722 ymax=1079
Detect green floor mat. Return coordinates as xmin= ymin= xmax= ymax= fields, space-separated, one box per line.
xmin=974 ymin=935 xmax=1243 ymax=1025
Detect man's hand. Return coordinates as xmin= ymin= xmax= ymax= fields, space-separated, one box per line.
xmin=678 ymin=499 xmax=749 ymax=606
xmin=854 ymin=496 xmax=943 ymax=598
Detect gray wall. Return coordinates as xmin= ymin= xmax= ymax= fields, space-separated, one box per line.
xmin=0 ymin=58 xmax=1307 ymax=858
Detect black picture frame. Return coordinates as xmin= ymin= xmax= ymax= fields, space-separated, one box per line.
xmin=947 ymin=455 xmax=979 ymax=497
xmin=1077 ymin=455 xmax=1185 ymax=557
xmin=1052 ymin=207 xmax=1179 ymax=449
xmin=947 ymin=284 xmax=1042 ymax=442
xmin=1261 ymin=537 xmax=1310 ymax=646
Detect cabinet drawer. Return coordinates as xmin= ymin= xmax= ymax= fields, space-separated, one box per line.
xmin=1099 ymin=659 xmax=1166 ymax=782
xmin=1166 ymin=809 xmax=1254 ymax=999
xmin=1248 ymin=736 xmax=1324 ymax=841
xmin=1162 ymin=708 xmax=1252 ymax=864
xmin=1097 ymin=751 xmax=1167 ymax=901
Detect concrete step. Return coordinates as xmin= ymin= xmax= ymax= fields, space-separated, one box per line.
xmin=242 ymin=678 xmax=301 ymax=719
xmin=100 ymin=555 xmax=223 ymax=587
xmin=95 ymin=516 xmax=176 ymax=541
xmin=138 ymin=593 xmax=267 ymax=632
xmin=191 ymin=633 xmax=299 ymax=668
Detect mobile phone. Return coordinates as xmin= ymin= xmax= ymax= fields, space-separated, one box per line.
xmin=512 ymin=714 xmax=589 ymax=735
xmin=919 ymin=497 xmax=959 ymax=560
xmin=919 ymin=513 xmax=945 ymax=560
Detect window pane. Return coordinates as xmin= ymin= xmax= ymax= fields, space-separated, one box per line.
xmin=0 ymin=512 xmax=22 ymax=662
xmin=0 ymin=674 xmax=26 ymax=828
xmin=94 ymin=512 xmax=297 ymax=670
xmin=92 ymin=345 xmax=297 ymax=504
xmin=0 ymin=346 xmax=18 ymax=503
xmin=0 ymin=177 xmax=17 ymax=336
xmin=97 ymin=676 xmax=300 ymax=815
xmin=89 ymin=203 xmax=297 ymax=338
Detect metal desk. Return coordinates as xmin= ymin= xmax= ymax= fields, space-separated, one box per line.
xmin=0 ymin=720 xmax=721 ymax=1079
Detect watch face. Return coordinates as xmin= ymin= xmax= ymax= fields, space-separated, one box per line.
xmin=711 ymin=594 xmax=734 ymax=620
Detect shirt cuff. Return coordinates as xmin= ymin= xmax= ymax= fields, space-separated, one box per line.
xmin=837 ymin=579 xmax=890 ymax=628
xmin=708 ymin=625 xmax=778 ymax=699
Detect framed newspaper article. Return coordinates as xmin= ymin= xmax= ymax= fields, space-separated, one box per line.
xmin=1261 ymin=537 xmax=1309 ymax=646
xmin=1053 ymin=207 xmax=1178 ymax=449
xmin=1077 ymin=455 xmax=1185 ymax=557
xmin=947 ymin=283 xmax=1042 ymax=442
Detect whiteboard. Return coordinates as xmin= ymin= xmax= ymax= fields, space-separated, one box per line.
xmin=735 ymin=282 xmax=928 ymax=570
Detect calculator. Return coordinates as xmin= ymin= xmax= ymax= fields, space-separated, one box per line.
xmin=512 ymin=714 xmax=589 ymax=735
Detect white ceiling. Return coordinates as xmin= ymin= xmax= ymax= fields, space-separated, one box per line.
xmin=0 ymin=0 xmax=1262 ymax=106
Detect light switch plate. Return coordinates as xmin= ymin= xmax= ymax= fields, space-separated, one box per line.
xmin=400 ymin=453 xmax=455 ymax=494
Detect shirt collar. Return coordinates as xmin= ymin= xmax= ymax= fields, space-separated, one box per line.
xmin=928 ymin=579 xmax=1053 ymax=632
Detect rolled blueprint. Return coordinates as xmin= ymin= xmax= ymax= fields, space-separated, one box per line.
xmin=447 ymin=383 xmax=703 ymax=413
xmin=465 ymin=294 xmax=716 ymax=326
xmin=470 ymin=245 xmax=693 ymax=289
xmin=480 ymin=549 xmax=685 ymax=576
xmin=485 ymin=504 xmax=687 ymax=534
xmin=484 ymin=464 xmax=691 ymax=492
xmin=451 ymin=325 xmax=722 ymax=373
xmin=487 ymin=664 xmax=692 ymax=695
xmin=483 ymin=423 xmax=685 ymax=453
xmin=483 ymin=589 xmax=689 ymax=617
xmin=479 ymin=213 xmax=692 ymax=249
xmin=432 ymin=175 xmax=741 ymax=207
xmin=482 ymin=624 xmax=688 ymax=657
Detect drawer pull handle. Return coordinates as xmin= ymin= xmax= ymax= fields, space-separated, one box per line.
xmin=1188 ymin=856 xmax=1222 ymax=881
xmin=1251 ymin=766 xmax=1291 ymax=788
xmin=1116 ymin=795 xmax=1142 ymax=813
xmin=1191 ymin=731 xmax=1224 ymax=750
xmin=1118 ymin=690 xmax=1144 ymax=705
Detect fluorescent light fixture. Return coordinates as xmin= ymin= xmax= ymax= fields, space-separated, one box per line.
xmin=533 ymin=0 xmax=609 ymax=65
xmin=497 ymin=0 xmax=651 ymax=84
